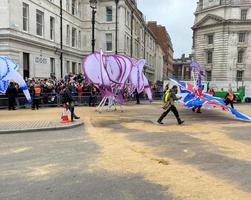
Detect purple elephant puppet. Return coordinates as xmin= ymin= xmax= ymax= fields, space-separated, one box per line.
xmin=82 ymin=50 xmax=152 ymax=104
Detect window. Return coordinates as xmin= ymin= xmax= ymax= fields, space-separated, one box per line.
xmin=207 ymin=51 xmax=213 ymax=64
xmin=106 ymin=7 xmax=112 ymax=21
xmin=23 ymin=3 xmax=29 ymax=31
xmin=206 ymin=71 xmax=212 ymax=81
xmin=50 ymin=58 xmax=55 ymax=74
xmin=239 ymin=33 xmax=246 ymax=43
xmin=36 ymin=10 xmax=44 ymax=36
xmin=241 ymin=9 xmax=247 ymax=21
xmin=66 ymin=0 xmax=70 ymax=12
xmin=127 ymin=36 xmax=130 ymax=53
xmin=238 ymin=49 xmax=244 ymax=63
xmin=72 ymin=62 xmax=76 ymax=74
xmin=106 ymin=33 xmax=112 ymax=51
xmin=208 ymin=34 xmax=213 ymax=44
xmin=66 ymin=25 xmax=70 ymax=45
xmin=78 ymin=31 xmax=81 ymax=49
xmin=50 ymin=17 xmax=55 ymax=40
xmin=72 ymin=0 xmax=77 ymax=15
xmin=72 ymin=28 xmax=77 ymax=47
xmin=237 ymin=70 xmax=243 ymax=81
xmin=78 ymin=63 xmax=81 ymax=73
xmin=66 ymin=61 xmax=70 ymax=73
xmin=126 ymin=11 xmax=130 ymax=26
xmin=78 ymin=2 xmax=81 ymax=17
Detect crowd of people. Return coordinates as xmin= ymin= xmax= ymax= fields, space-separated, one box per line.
xmin=2 ymin=73 xmax=100 ymax=110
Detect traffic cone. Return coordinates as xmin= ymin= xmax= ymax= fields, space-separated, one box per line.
xmin=61 ymin=106 xmax=69 ymax=123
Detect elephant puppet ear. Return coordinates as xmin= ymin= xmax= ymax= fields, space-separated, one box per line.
xmin=144 ymin=87 xmax=153 ymax=102
xmin=136 ymin=59 xmax=145 ymax=74
xmin=0 ymin=80 xmax=10 ymax=93
xmin=99 ymin=49 xmax=110 ymax=86
xmin=5 ymin=57 xmax=19 ymax=71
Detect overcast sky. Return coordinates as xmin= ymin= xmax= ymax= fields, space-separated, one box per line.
xmin=137 ymin=0 xmax=198 ymax=58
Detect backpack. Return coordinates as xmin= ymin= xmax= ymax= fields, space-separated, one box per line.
xmin=163 ymin=90 xmax=170 ymax=103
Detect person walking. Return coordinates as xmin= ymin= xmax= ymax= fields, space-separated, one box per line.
xmin=6 ymin=82 xmax=17 ymax=110
xmin=157 ymin=85 xmax=184 ymax=125
xmin=61 ymin=85 xmax=80 ymax=122
xmin=225 ymin=88 xmax=235 ymax=109
xmin=135 ymin=90 xmax=140 ymax=104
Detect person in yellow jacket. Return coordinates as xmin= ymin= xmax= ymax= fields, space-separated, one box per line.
xmin=162 ymin=84 xmax=170 ymax=110
xmin=158 ymin=85 xmax=184 ymax=125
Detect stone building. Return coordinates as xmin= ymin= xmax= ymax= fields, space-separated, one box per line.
xmin=0 ymin=0 xmax=84 ymax=79
xmin=0 ymin=0 xmax=169 ymax=83
xmin=147 ymin=21 xmax=174 ymax=80
xmin=193 ymin=0 xmax=251 ymax=85
xmin=173 ymin=54 xmax=192 ymax=81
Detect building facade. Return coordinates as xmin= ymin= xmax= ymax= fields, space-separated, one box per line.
xmin=0 ymin=0 xmax=170 ymax=83
xmin=193 ymin=0 xmax=251 ymax=84
xmin=0 ymin=0 xmax=85 ymax=79
xmin=147 ymin=21 xmax=174 ymax=80
xmin=173 ymin=54 xmax=192 ymax=81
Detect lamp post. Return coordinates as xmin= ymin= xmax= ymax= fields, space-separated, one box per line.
xmin=115 ymin=0 xmax=119 ymax=54
xmin=89 ymin=0 xmax=97 ymax=53
xmin=60 ymin=0 xmax=63 ymax=78
xmin=130 ymin=10 xmax=134 ymax=57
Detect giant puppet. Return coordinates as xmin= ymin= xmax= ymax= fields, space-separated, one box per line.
xmin=82 ymin=50 xmax=152 ymax=111
xmin=169 ymin=60 xmax=251 ymax=121
xmin=0 ymin=56 xmax=31 ymax=103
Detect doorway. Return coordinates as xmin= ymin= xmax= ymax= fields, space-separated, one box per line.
xmin=23 ymin=52 xmax=30 ymax=79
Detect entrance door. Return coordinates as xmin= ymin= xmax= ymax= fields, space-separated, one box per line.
xmin=23 ymin=53 xmax=30 ymax=79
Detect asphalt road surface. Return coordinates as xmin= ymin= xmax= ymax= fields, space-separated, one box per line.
xmin=1 ymin=103 xmax=251 ymax=200
xmin=0 ymin=127 xmax=170 ymax=200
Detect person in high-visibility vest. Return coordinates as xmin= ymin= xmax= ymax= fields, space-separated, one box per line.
xmin=162 ymin=84 xmax=170 ymax=110
xmin=32 ymin=84 xmax=41 ymax=110
xmin=225 ymin=88 xmax=235 ymax=109
xmin=157 ymin=85 xmax=184 ymax=125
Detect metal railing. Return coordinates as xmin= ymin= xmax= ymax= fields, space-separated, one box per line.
xmin=0 ymin=91 xmax=164 ymax=109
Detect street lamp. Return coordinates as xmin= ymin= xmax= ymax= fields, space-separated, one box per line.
xmin=115 ymin=0 xmax=119 ymax=54
xmin=60 ymin=0 xmax=63 ymax=78
xmin=89 ymin=0 xmax=97 ymax=53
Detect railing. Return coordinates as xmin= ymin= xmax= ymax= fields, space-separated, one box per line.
xmin=0 ymin=91 xmax=164 ymax=109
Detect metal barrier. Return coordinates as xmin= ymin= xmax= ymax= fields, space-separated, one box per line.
xmin=0 ymin=92 xmax=163 ymax=109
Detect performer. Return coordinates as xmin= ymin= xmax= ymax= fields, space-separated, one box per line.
xmin=225 ymin=88 xmax=235 ymax=109
xmin=62 ymin=85 xmax=80 ymax=122
xmin=157 ymin=85 xmax=184 ymax=125
xmin=192 ymin=106 xmax=202 ymax=113
xmin=135 ymin=90 xmax=140 ymax=104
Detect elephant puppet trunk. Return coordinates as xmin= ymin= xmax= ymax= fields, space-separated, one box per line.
xmin=11 ymin=71 xmax=32 ymax=103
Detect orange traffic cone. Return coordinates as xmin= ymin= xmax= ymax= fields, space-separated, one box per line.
xmin=61 ymin=106 xmax=69 ymax=123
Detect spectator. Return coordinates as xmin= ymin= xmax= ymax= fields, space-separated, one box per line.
xmin=6 ymin=82 xmax=18 ymax=110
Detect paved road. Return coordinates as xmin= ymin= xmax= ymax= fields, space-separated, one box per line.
xmin=1 ymin=103 xmax=251 ymax=200
xmin=0 ymin=126 xmax=170 ymax=200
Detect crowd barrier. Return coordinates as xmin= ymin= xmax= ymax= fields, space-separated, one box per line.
xmin=0 ymin=91 xmax=163 ymax=109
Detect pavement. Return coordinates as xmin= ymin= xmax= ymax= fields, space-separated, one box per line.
xmin=0 ymin=108 xmax=83 ymax=134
